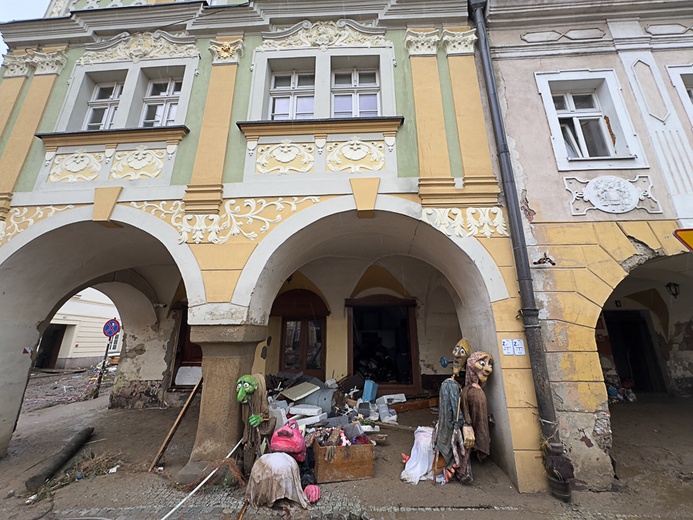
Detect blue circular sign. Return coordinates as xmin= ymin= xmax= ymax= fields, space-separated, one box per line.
xmin=103 ymin=319 xmax=121 ymax=337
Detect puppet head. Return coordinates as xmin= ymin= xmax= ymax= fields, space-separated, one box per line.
xmin=465 ymin=351 xmax=494 ymax=387
xmin=452 ymin=338 xmax=471 ymax=377
xmin=270 ymin=420 xmax=307 ymax=462
xmin=236 ymin=375 xmax=259 ymax=404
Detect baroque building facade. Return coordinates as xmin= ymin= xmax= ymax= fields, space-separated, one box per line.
xmin=484 ymin=0 xmax=693 ymax=490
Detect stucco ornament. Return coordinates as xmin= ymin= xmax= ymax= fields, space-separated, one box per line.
xmin=209 ymin=39 xmax=244 ymax=64
xmin=0 ymin=205 xmax=75 ymax=243
xmin=131 ymin=196 xmax=319 ymax=243
xmin=26 ymin=50 xmax=68 ymax=75
xmin=441 ymin=29 xmax=477 ymax=55
xmin=564 ymin=175 xmax=662 ymax=215
xmin=2 ymin=55 xmax=31 ymax=77
xmin=326 ymin=137 xmax=385 ymax=172
xmin=256 ymin=140 xmax=315 ymax=174
xmin=77 ymin=31 xmax=199 ymax=65
xmin=405 ymin=29 xmax=440 ymax=56
xmin=258 ymin=19 xmax=390 ymax=51
xmin=49 ymin=149 xmax=103 ymax=183
xmin=421 ymin=207 xmax=510 ymax=238
xmin=110 ymin=146 xmax=165 ymax=180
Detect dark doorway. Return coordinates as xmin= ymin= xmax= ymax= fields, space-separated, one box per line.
xmin=35 ymin=324 xmax=67 ymax=369
xmin=603 ymin=310 xmax=667 ymax=393
xmin=172 ymin=310 xmax=202 ymax=386
xmin=347 ymin=295 xmax=420 ymax=395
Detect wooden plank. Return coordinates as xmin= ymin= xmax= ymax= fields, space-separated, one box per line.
xmin=148 ymin=377 xmax=202 ymax=472
xmin=390 ymin=397 xmax=438 ymax=413
xmin=313 ymin=440 xmax=374 ymax=483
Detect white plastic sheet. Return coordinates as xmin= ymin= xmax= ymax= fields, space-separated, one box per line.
xmin=400 ymin=426 xmax=435 ymax=485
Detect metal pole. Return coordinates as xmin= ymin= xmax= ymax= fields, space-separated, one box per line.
xmin=92 ymin=334 xmax=112 ymax=399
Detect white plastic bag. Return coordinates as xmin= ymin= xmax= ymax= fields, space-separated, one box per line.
xmin=400 ymin=426 xmax=435 ymax=485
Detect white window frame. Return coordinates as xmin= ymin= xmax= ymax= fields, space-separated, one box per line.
xmin=553 ymin=91 xmax=615 ymax=159
xmin=140 ymin=78 xmax=183 ymax=128
xmin=247 ymin=46 xmax=395 ymax=121
xmin=84 ymin=82 xmax=123 ymax=131
xmin=269 ymin=71 xmax=316 ymax=120
xmin=667 ymin=64 xmax=693 ymax=129
xmin=536 ymin=69 xmax=647 ymax=171
xmin=331 ymin=68 xmax=380 ymax=118
xmin=56 ymin=58 xmax=197 ymax=133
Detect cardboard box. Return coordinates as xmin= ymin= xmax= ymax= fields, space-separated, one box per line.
xmin=313 ymin=440 xmax=374 ymax=483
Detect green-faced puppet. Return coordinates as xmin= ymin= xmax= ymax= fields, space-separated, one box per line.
xmin=236 ymin=375 xmax=263 ymax=427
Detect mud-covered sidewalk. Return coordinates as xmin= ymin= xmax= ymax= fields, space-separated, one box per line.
xmin=1 ymin=373 xmax=692 ymax=520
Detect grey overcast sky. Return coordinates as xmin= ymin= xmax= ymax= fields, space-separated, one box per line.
xmin=1 ymin=1 xmax=52 ymax=59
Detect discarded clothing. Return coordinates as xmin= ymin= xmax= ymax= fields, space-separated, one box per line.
xmin=245 ymin=452 xmax=311 ymax=509
xmin=400 ymin=426 xmax=434 ymax=484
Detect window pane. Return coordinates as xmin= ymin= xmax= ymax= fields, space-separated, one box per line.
xmin=334 ymin=94 xmax=353 ymax=115
xmin=272 ymin=97 xmax=290 ymax=119
xmin=143 ymin=103 xmax=164 ymax=127
xmin=358 ymin=94 xmax=378 ymax=115
xmin=173 ymin=81 xmax=183 ymax=94
xmin=274 ymin=75 xmax=291 ymax=88
xmin=306 ymin=320 xmax=322 ymax=370
xmin=165 ymin=103 xmax=178 ymax=125
xmin=580 ymin=118 xmax=611 ymax=157
xmin=359 ymin=72 xmax=377 ymax=85
xmin=573 ymin=94 xmax=596 ymax=110
xmin=149 ymin=82 xmax=168 ymax=96
xmin=334 ymin=73 xmax=352 ymax=86
xmin=95 ymin=86 xmax=115 ymax=100
xmin=296 ymin=96 xmax=314 ymax=117
xmin=283 ymin=320 xmax=301 ymax=370
xmin=107 ymin=107 xmax=118 ymax=129
xmin=552 ymin=95 xmax=566 ymax=111
xmin=560 ymin=122 xmax=581 ymax=159
xmin=297 ymin=74 xmax=315 ymax=87
xmin=87 ymin=107 xmax=106 ymax=129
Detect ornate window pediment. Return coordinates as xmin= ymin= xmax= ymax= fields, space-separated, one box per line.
xmin=258 ymin=19 xmax=391 ymax=51
xmin=77 ymin=30 xmax=200 ymax=65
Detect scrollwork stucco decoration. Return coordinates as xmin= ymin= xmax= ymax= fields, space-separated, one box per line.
xmin=131 ymin=196 xmax=319 ymax=243
xmin=2 ymin=50 xmax=67 ymax=77
xmin=110 ymin=146 xmax=166 ymax=180
xmin=258 ymin=20 xmax=390 ymax=51
xmin=77 ymin=30 xmax=199 ymax=65
xmin=2 ymin=55 xmax=31 ymax=77
xmin=441 ymin=29 xmax=477 ymax=56
xmin=421 ymin=207 xmax=510 ymax=239
xmin=209 ymin=39 xmax=244 ymax=65
xmin=0 ymin=205 xmax=75 ymax=243
xmin=405 ymin=29 xmax=440 ymax=56
xmin=326 ymin=137 xmax=385 ymax=173
xmin=256 ymin=140 xmax=315 ymax=175
xmin=48 ymin=149 xmax=103 ymax=183
xmin=564 ymin=175 xmax=662 ymax=215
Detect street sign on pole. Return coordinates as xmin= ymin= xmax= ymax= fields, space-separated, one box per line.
xmin=674 ymin=228 xmax=693 ymax=252
xmin=103 ymin=318 xmax=120 ymax=337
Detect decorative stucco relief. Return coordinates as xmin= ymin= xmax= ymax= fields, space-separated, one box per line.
xmin=256 ymin=140 xmax=315 ymax=175
xmin=258 ymin=20 xmax=390 ymax=51
xmin=441 ymin=29 xmax=477 ymax=55
xmin=48 ymin=149 xmax=103 ymax=183
xmin=405 ymin=29 xmax=440 ymax=56
xmin=645 ymin=24 xmax=692 ymax=36
xmin=209 ymin=39 xmax=244 ymax=65
xmin=110 ymin=146 xmax=166 ymax=180
xmin=0 ymin=205 xmax=74 ymax=243
xmin=421 ymin=207 xmax=510 ymax=239
xmin=521 ymin=28 xmax=605 ymax=43
xmin=131 ymin=197 xmax=319 ymax=243
xmin=77 ymin=31 xmax=199 ymax=65
xmin=326 ymin=137 xmax=385 ymax=173
xmin=2 ymin=50 xmax=67 ymax=77
xmin=564 ymin=175 xmax=662 ymax=215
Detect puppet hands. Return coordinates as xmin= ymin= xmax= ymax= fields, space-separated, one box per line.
xmin=249 ymin=414 xmax=263 ymax=428
xmin=304 ymin=484 xmax=320 ymax=503
xmin=462 ymin=425 xmax=475 ymax=450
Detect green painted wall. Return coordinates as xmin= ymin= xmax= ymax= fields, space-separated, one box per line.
xmin=437 ymin=47 xmax=464 ymax=179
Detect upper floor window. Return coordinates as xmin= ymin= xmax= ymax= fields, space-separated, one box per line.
xmin=553 ymin=91 xmax=613 ymax=159
xmin=270 ymin=71 xmax=315 ymax=120
xmin=536 ymin=69 xmax=647 ymax=171
xmin=141 ymin=78 xmax=183 ymax=128
xmin=332 ymin=69 xmax=379 ymax=118
xmin=85 ymin=82 xmax=123 ymax=131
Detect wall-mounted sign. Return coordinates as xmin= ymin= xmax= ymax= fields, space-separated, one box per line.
xmin=502 ymin=338 xmax=526 ymax=356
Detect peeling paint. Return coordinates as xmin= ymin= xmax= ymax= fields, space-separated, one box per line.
xmin=592 ymin=410 xmax=612 ymax=453
xmin=110 ymin=380 xmax=164 ymax=409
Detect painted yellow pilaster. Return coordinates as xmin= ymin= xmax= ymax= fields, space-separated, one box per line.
xmin=183 ymin=37 xmax=244 ymax=214
xmin=443 ymin=28 xmax=500 ymax=206
xmin=0 ymin=48 xmax=66 ymax=219
xmin=405 ymin=29 xmax=457 ymax=207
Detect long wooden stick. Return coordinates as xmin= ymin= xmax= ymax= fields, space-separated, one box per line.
xmin=148 ymin=377 xmax=203 ymax=472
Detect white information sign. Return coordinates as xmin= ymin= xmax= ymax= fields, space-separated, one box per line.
xmin=501 ymin=339 xmax=514 ymax=356
xmin=513 ymin=339 xmax=526 ymax=356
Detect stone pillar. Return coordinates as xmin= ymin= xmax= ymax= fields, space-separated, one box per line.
xmin=177 ymin=324 xmax=266 ymax=484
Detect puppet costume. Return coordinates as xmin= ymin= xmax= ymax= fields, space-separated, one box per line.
xmin=436 ymin=377 xmax=462 ymax=467
xmin=237 ymin=374 xmax=275 ymax=475
xmin=245 ymin=452 xmax=311 ymax=509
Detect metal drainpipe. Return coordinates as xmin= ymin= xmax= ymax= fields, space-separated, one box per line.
xmin=468 ymin=0 xmax=575 ymax=501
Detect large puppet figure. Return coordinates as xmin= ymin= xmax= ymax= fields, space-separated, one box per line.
xmin=435 ymin=338 xmax=470 ymax=481
xmin=458 ymin=351 xmax=494 ymax=484
xmin=236 ymin=374 xmax=275 ymax=476
xmin=244 ymin=420 xmax=320 ymax=510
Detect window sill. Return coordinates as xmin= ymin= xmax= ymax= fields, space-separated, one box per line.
xmin=36 ymin=125 xmax=190 ymax=148
xmin=567 ymin=154 xmax=637 ymax=162
xmin=237 ymin=116 xmax=404 ymax=138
